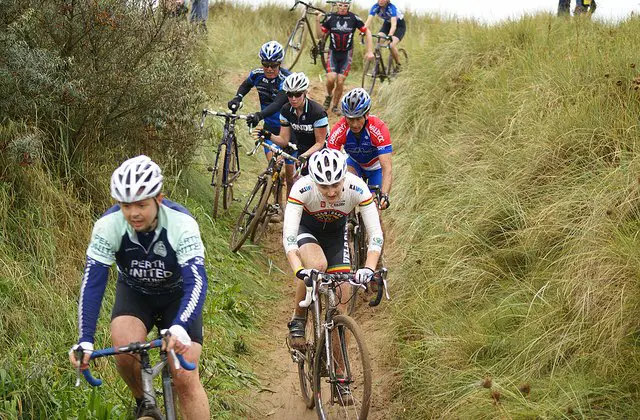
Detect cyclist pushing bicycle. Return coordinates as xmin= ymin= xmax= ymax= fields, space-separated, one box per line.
xmin=363 ymin=0 xmax=407 ymax=70
xmin=283 ymin=149 xmax=383 ymax=353
xmin=327 ymin=88 xmax=393 ymax=211
xmin=227 ymin=41 xmax=292 ymax=161
xmin=68 ymin=155 xmax=210 ymax=419
xmin=259 ymin=72 xmax=328 ymax=198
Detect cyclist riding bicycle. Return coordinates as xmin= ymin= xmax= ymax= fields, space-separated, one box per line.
xmin=283 ymin=149 xmax=383 ymax=349
xmin=364 ymin=0 xmax=407 ymax=70
xmin=318 ymin=0 xmax=374 ymax=114
xmin=327 ymin=88 xmax=392 ymax=210
xmin=262 ymin=72 xmax=328 ymax=197
xmin=68 ymin=155 xmax=210 ymax=419
xmin=228 ymin=41 xmax=292 ymax=159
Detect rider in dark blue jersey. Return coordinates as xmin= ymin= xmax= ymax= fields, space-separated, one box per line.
xmin=69 ymin=155 xmax=210 ymax=419
xmin=228 ymin=41 xmax=292 ymax=159
xmin=364 ymin=0 xmax=407 ymax=69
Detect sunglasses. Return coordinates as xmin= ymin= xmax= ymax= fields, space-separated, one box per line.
xmin=286 ymin=91 xmax=305 ymax=98
xmin=261 ymin=61 xmax=280 ymax=69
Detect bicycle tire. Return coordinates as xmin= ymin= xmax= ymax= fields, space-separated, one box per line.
xmin=211 ymin=143 xmax=226 ymax=219
xmin=318 ymin=37 xmax=328 ymax=71
xmin=252 ymin=174 xmax=281 ymax=244
xmin=162 ymin=365 xmax=177 ymax=420
xmin=297 ymin=306 xmax=317 ymax=409
xmin=313 ymin=314 xmax=372 ymax=419
xmin=223 ymin=139 xmax=239 ymax=211
xmin=283 ymin=21 xmax=307 ymax=70
xmin=230 ymin=175 xmax=272 ymax=252
xmin=361 ymin=57 xmax=378 ymax=95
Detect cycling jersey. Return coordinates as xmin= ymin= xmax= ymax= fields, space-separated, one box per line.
xmin=236 ymin=68 xmax=292 ymax=130
xmin=369 ymin=2 xmax=404 ymax=21
xmin=320 ymin=12 xmax=367 ymax=52
xmin=279 ymin=98 xmax=329 ymax=156
xmin=326 ymin=115 xmax=392 ymax=171
xmin=283 ymin=172 xmax=383 ymax=254
xmin=78 ymin=198 xmax=208 ymax=344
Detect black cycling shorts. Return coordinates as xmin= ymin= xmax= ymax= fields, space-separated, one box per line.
xmin=326 ymin=49 xmax=354 ymax=76
xmin=297 ymin=223 xmax=351 ymax=273
xmin=111 ymin=281 xmax=204 ymax=344
xmin=380 ymin=19 xmax=406 ymax=41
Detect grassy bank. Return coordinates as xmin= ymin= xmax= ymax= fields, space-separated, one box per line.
xmin=382 ymin=13 xmax=640 ymax=418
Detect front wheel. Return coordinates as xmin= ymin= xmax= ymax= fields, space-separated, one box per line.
xmin=283 ymin=21 xmax=306 ymax=70
xmin=313 ymin=315 xmax=372 ymax=419
xmin=361 ymin=57 xmax=379 ymax=95
xmin=230 ymin=175 xmax=272 ymax=252
xmin=297 ymin=307 xmax=317 ymax=409
xmin=211 ymin=143 xmax=226 ymax=219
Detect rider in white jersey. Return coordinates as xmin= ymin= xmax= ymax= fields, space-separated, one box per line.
xmin=282 ymin=149 xmax=383 ymax=350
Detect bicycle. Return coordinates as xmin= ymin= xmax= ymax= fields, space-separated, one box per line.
xmin=200 ymin=108 xmax=250 ymax=219
xmin=289 ymin=268 xmax=389 ymax=419
xmin=229 ymin=137 xmax=300 ymax=252
xmin=74 ymin=336 xmax=196 ymax=420
xmin=282 ymin=0 xmax=329 ymax=70
xmin=361 ymin=34 xmax=408 ymax=95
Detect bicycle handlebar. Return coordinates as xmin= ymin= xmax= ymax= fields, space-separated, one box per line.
xmin=248 ymin=137 xmax=300 ymax=163
xmin=298 ymin=268 xmax=389 ymax=309
xmin=78 ymin=339 xmax=196 ymax=387
xmin=200 ymin=108 xmax=249 ymax=129
xmin=290 ymin=0 xmax=325 ymax=14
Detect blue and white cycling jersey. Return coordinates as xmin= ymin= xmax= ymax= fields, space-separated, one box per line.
xmin=242 ymin=68 xmax=292 ymax=129
xmin=369 ymin=3 xmax=404 ymax=21
xmin=78 ymin=198 xmax=208 ymax=344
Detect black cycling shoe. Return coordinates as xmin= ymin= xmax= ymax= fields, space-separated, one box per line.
xmin=288 ymin=318 xmax=306 ymax=349
xmin=323 ymin=95 xmax=332 ymax=110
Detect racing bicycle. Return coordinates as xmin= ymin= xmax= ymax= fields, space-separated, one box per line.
xmin=361 ymin=34 xmax=408 ymax=95
xmin=282 ymin=0 xmax=329 ymax=70
xmin=230 ymin=137 xmax=300 ymax=252
xmin=289 ymin=269 xmax=389 ymax=419
xmin=200 ymin=107 xmax=249 ymax=219
xmin=74 ymin=336 xmax=196 ymax=420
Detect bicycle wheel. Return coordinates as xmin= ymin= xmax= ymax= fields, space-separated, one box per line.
xmin=162 ymin=365 xmax=177 ymax=420
xmin=230 ymin=175 xmax=272 ymax=252
xmin=223 ymin=139 xmax=239 ymax=211
xmin=318 ymin=37 xmax=328 ymax=70
xmin=361 ymin=57 xmax=379 ymax=95
xmin=313 ymin=315 xmax=372 ymax=419
xmin=211 ymin=143 xmax=226 ymax=219
xmin=283 ymin=21 xmax=306 ymax=70
xmin=297 ymin=306 xmax=317 ymax=409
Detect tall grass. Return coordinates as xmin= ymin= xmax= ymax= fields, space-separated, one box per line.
xmin=381 ymin=12 xmax=640 ymax=418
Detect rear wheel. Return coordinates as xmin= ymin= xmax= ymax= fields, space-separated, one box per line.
xmin=361 ymin=57 xmax=379 ymax=95
xmin=230 ymin=175 xmax=272 ymax=252
xmin=313 ymin=315 xmax=372 ymax=419
xmin=283 ymin=21 xmax=306 ymax=70
xmin=389 ymin=48 xmax=408 ymax=77
xmin=252 ymin=174 xmax=282 ymax=244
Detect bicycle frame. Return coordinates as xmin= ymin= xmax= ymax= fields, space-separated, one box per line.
xmin=284 ymin=0 xmax=327 ymax=68
xmin=76 ymin=338 xmax=196 ymax=420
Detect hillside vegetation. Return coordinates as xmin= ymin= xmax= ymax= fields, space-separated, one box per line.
xmin=382 ymin=12 xmax=640 ymax=419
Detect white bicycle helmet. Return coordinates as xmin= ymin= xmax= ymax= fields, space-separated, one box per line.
xmin=259 ymin=41 xmax=284 ymax=63
xmin=308 ymin=149 xmax=347 ymax=185
xmin=110 ymin=155 xmax=163 ymax=203
xmin=340 ymin=88 xmax=371 ymax=118
xmin=282 ymin=72 xmax=310 ymax=92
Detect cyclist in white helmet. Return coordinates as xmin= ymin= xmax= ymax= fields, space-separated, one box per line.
xmin=69 ymin=155 xmax=210 ymax=419
xmin=282 ymin=149 xmax=383 ymax=348
xmin=260 ymin=72 xmax=328 ymax=197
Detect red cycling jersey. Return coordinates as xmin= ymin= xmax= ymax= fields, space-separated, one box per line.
xmin=326 ymin=115 xmax=392 ymax=171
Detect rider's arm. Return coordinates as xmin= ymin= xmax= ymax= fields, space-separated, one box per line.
xmin=235 ymin=77 xmax=254 ymax=98
xmin=379 ymin=152 xmax=392 ymax=196
xmin=326 ymin=118 xmax=347 ymax=150
xmin=363 ymin=26 xmax=374 ymax=56
xmin=359 ymin=192 xmax=383 ymax=268
xmin=283 ymin=186 xmax=305 ymax=272
xmin=259 ymin=90 xmax=288 ymax=120
xmin=302 ymin=125 xmax=327 ymax=158
xmin=271 ymin=124 xmax=292 ymax=148
xmin=78 ymin=257 xmax=111 ymax=344
xmin=388 ymin=16 xmax=397 ymax=38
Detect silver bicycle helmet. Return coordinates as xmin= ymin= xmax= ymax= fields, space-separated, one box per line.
xmin=259 ymin=41 xmax=284 ymax=63
xmin=308 ymin=149 xmax=347 ymax=185
xmin=110 ymin=155 xmax=163 ymax=203
xmin=282 ymin=72 xmax=310 ymax=92
xmin=340 ymin=88 xmax=371 ymax=118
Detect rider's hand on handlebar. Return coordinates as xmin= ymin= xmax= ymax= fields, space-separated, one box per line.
xmin=69 ymin=342 xmax=93 ymax=370
xmin=355 ymin=267 xmax=374 ymax=285
xmin=246 ymin=113 xmax=262 ymax=128
xmin=378 ymin=193 xmax=390 ymax=210
xmin=364 ymin=51 xmax=375 ymax=61
xmin=161 ymin=325 xmax=191 ymax=355
xmin=227 ymin=96 xmax=242 ymax=111
xmin=296 ymin=268 xmax=317 ymax=281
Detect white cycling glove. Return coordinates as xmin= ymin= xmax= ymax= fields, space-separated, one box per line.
xmin=69 ymin=341 xmax=94 ymax=356
xmin=161 ymin=325 xmax=192 ymax=346
xmin=295 ymin=268 xmax=316 ymax=281
xmin=355 ymin=267 xmax=374 ymax=285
